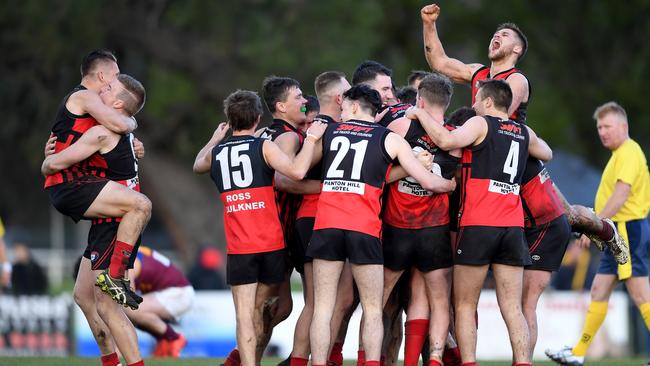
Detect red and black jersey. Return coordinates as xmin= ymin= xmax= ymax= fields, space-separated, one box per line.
xmin=297 ymin=114 xmax=336 ymax=219
xmin=384 ymin=120 xmax=459 ymax=229
xmin=259 ymin=119 xmax=304 ymax=245
xmin=459 ymin=116 xmax=529 ymax=227
xmin=378 ymin=103 xmax=412 ymax=128
xmin=45 ymin=85 xmax=108 ymax=188
xmin=471 ymin=66 xmax=530 ymax=124
xmin=135 ymin=246 xmax=190 ymax=293
xmin=520 ymin=157 xmax=564 ymax=228
xmin=314 ymin=119 xmax=393 ymax=237
xmin=210 ymin=135 xmax=284 ymax=255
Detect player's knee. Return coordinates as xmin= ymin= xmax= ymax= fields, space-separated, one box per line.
xmin=73 ymin=288 xmax=92 ymax=309
xmin=134 ymin=194 xmax=152 ymax=217
xmin=275 ymin=295 xmax=293 ymax=322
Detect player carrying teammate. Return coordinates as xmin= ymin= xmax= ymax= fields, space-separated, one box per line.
xmin=193 ymin=89 xmax=326 ymax=366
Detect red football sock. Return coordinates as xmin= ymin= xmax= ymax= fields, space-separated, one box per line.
xmin=404 ymin=319 xmax=429 ymax=366
xmin=366 ymin=361 xmax=380 ymax=366
xmin=461 ymin=363 xmax=477 ymax=366
xmin=514 ymin=364 xmax=532 ymax=366
xmin=429 ymin=360 xmax=442 ymax=366
xmin=161 ymin=324 xmax=180 ymax=341
xmin=109 ymin=240 xmax=134 ymax=278
xmin=597 ymin=219 xmax=614 ymax=241
xmin=328 ymin=342 xmax=344 ymax=366
xmin=356 ymin=350 xmax=366 ymax=366
xmin=442 ymin=346 xmax=462 ymax=366
xmin=127 ymin=361 xmax=144 ymax=366
xmin=290 ymin=357 xmax=308 ymax=366
xmin=224 ymin=349 xmax=241 ymax=366
xmin=380 ymin=356 xmax=385 ymax=366
xmin=100 ymin=352 xmax=120 ymax=366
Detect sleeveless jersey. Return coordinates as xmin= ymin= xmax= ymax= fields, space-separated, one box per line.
xmin=210 ymin=135 xmax=284 ymax=254
xmin=45 ymin=86 xmax=109 ymax=187
xmin=520 ymin=157 xmax=564 ymax=228
xmin=296 ymin=114 xmax=336 ymax=219
xmin=384 ymin=120 xmax=459 ymax=229
xmin=314 ymin=119 xmax=393 ymax=237
xmin=91 ymin=133 xmax=141 ymax=225
xmin=259 ymin=119 xmax=304 ymax=245
xmin=471 ymin=67 xmax=530 ymax=124
xmin=459 ymin=116 xmax=529 ymax=227
xmin=378 ymin=103 xmax=412 ymax=128
xmin=135 ymin=246 xmax=190 ymax=293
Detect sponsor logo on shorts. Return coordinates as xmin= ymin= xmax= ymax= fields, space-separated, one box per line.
xmin=90 ymin=251 xmax=99 ymax=262
xmin=532 ymin=255 xmax=541 ymax=261
xmin=457 ymin=249 xmax=462 ymax=254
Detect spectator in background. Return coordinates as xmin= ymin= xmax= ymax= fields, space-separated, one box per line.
xmin=299 ymin=95 xmax=320 ymax=133
xmin=188 ymin=246 xmax=227 ymax=290
xmin=0 ymin=217 xmax=10 ymax=291
xmin=11 ymin=243 xmax=48 ymax=295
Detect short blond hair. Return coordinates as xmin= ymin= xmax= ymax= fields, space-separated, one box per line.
xmin=593 ymin=101 xmax=627 ymax=121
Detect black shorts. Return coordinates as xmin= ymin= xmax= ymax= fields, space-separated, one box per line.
xmin=454 ymin=226 xmax=530 ymax=266
xmin=227 ymin=249 xmax=286 ymax=286
xmin=307 ymin=228 xmax=383 ymax=265
xmin=291 ymin=217 xmax=315 ymax=274
xmin=383 ymin=224 xmax=452 ymax=272
xmin=525 ymin=214 xmax=571 ymax=272
xmin=448 ymin=187 xmax=461 ymax=232
xmin=47 ymin=176 xmax=109 ymax=223
xmin=83 ymin=220 xmax=141 ymax=270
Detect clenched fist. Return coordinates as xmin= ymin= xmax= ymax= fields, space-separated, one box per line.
xmin=421 ymin=4 xmax=441 ymax=24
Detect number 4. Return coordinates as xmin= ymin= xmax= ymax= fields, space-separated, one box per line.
xmin=503 ymin=140 xmax=519 ymax=183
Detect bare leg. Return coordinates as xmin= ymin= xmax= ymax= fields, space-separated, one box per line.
xmin=124 ymin=292 xmax=173 ymax=337
xmin=311 ymin=259 xmax=345 ymax=365
xmin=84 ymin=181 xmax=152 ymax=246
xmin=625 ymin=276 xmax=650 ymax=307
xmin=453 ymin=264 xmax=488 ymax=363
xmin=93 ymin=271 xmax=141 ymax=364
xmin=73 ymin=258 xmax=115 ymax=355
xmin=492 ymin=264 xmax=529 ymax=364
xmin=352 ymin=264 xmax=384 ymax=362
xmin=553 ymin=184 xmax=603 ymax=233
xmin=291 ymin=262 xmax=314 ymax=358
xmin=232 ymin=283 xmax=258 ymax=366
xmin=329 ymin=262 xmax=358 ymax=353
xmin=254 ymin=281 xmax=283 ymax=364
xmin=522 ymin=269 xmax=551 ymax=356
xmin=382 ymin=286 xmax=404 ymax=366
xmin=422 ymin=267 xmax=451 ymax=362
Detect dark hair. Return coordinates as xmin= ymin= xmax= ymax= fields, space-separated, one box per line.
xmin=305 ymin=95 xmax=320 ymax=114
xmin=407 ymin=70 xmax=431 ymax=87
xmin=224 ymin=90 xmax=264 ymax=131
xmin=496 ymin=23 xmax=528 ymax=60
xmin=262 ymin=76 xmax=300 ymax=113
xmin=80 ymin=49 xmax=117 ymax=77
xmin=396 ymin=86 xmax=417 ymax=106
xmin=417 ymin=73 xmax=453 ymax=108
xmin=352 ymin=60 xmax=392 ymax=85
xmin=314 ymin=71 xmax=346 ymax=99
xmin=477 ymin=79 xmax=512 ymax=112
xmin=116 ymin=74 xmax=146 ymax=116
xmin=446 ymin=107 xmax=477 ymax=127
xmin=343 ymin=85 xmax=382 ymax=116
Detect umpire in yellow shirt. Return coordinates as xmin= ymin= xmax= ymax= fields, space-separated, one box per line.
xmin=547 ymin=101 xmax=650 ymax=365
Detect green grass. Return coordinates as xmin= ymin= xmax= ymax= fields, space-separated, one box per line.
xmin=0 ymin=357 xmax=647 ymax=366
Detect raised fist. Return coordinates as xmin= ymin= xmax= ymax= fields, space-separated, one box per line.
xmin=421 ymin=4 xmax=441 ymax=24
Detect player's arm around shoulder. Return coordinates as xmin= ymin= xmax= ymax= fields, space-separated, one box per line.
xmin=193 ymin=122 xmax=229 ymax=174
xmin=506 ymin=73 xmax=529 ymax=116
xmin=526 ymin=125 xmax=552 ymax=162
xmin=385 ymin=132 xmax=455 ymax=193
xmin=273 ymin=130 xmax=306 ymax=191
xmin=69 ymin=89 xmax=137 ymax=134
xmin=421 ymin=4 xmax=483 ymax=83
xmin=265 ymin=121 xmax=326 ymax=181
xmin=41 ymin=125 xmax=110 ymax=176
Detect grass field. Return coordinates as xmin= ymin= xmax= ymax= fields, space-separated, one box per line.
xmin=0 ymin=357 xmax=647 ymax=366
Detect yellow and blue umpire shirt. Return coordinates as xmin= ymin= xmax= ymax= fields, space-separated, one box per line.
xmin=595 ymin=138 xmax=650 ymax=280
